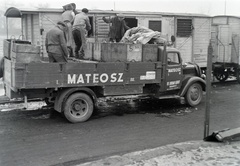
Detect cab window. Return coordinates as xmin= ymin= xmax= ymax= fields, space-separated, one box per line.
xmin=167 ymin=52 xmax=180 ymax=65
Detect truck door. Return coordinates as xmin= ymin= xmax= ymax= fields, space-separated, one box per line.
xmin=165 ymin=52 xmax=183 ymax=90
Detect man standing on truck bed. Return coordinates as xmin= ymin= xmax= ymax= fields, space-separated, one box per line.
xmin=72 ymin=8 xmax=91 ymax=59
xmin=61 ymin=3 xmax=75 ymax=57
xmin=102 ymin=13 xmax=130 ymax=42
xmin=45 ymin=21 xmax=69 ymax=62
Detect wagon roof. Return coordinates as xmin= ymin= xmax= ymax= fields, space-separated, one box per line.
xmin=5 ymin=7 xmax=211 ymax=18
xmin=213 ymin=15 xmax=240 ymax=20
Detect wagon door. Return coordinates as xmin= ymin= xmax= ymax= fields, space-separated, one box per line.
xmin=211 ymin=25 xmax=218 ymax=63
xmin=217 ymin=25 xmax=232 ymax=63
xmin=231 ymin=34 xmax=240 ymax=64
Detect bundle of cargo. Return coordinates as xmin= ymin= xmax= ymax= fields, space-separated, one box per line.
xmin=120 ymin=26 xmax=167 ymax=44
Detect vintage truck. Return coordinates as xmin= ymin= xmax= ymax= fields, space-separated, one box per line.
xmin=1 ymin=39 xmax=206 ymax=123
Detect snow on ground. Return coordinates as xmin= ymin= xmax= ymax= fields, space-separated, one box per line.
xmin=0 ymin=79 xmax=46 ymax=112
xmin=125 ymin=143 xmax=240 ymax=166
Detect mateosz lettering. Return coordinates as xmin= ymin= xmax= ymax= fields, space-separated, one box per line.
xmin=68 ymin=73 xmax=124 ymax=84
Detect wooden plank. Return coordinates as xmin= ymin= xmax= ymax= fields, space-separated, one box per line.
xmin=103 ymin=84 xmax=143 ymax=96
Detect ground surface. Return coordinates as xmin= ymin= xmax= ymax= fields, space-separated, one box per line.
xmin=0 ymin=81 xmax=240 ymax=166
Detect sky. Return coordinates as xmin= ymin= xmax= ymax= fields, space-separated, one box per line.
xmin=1 ymin=0 xmax=240 ymax=16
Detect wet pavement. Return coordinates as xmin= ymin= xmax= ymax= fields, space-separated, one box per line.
xmin=0 ymin=81 xmax=240 ymax=166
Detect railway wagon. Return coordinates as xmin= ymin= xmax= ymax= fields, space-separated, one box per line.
xmin=4 ymin=7 xmax=211 ymax=67
xmin=211 ymin=15 xmax=240 ymax=82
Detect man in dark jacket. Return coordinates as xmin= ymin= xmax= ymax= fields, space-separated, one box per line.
xmin=102 ymin=13 xmax=130 ymax=42
xmin=45 ymin=21 xmax=69 ymax=62
xmin=72 ymin=8 xmax=91 ymax=59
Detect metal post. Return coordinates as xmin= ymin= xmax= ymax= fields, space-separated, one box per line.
xmin=204 ymin=41 xmax=213 ymax=138
xmin=6 ymin=17 xmax=8 ymax=39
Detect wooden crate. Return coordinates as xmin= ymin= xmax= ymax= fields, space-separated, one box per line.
xmin=142 ymin=44 xmax=158 ymax=62
xmin=101 ymin=43 xmax=142 ymax=62
xmin=11 ymin=43 xmax=41 ymax=63
xmin=127 ymin=44 xmax=142 ymax=62
xmin=93 ymin=42 xmax=102 ymax=61
xmin=101 ymin=43 xmax=127 ymax=62
xmin=84 ymin=42 xmax=93 ymax=60
xmin=3 ymin=39 xmax=11 ymax=59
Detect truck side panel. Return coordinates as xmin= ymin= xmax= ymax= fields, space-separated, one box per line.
xmin=6 ymin=61 xmax=163 ymax=90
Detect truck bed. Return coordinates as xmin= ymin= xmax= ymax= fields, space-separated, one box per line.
xmin=4 ymin=59 xmax=163 ymax=91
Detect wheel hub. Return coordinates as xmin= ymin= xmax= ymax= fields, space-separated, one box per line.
xmin=191 ymin=88 xmax=199 ymax=100
xmin=70 ymin=99 xmax=87 ymax=117
xmin=73 ymin=103 xmax=82 ymax=111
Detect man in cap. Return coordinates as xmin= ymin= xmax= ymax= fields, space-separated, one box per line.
xmin=102 ymin=13 xmax=130 ymax=42
xmin=72 ymin=8 xmax=91 ymax=59
xmin=45 ymin=21 xmax=69 ymax=62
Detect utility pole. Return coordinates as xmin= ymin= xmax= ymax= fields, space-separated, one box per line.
xmin=204 ymin=41 xmax=213 ymax=138
xmin=224 ymin=0 xmax=226 ymax=15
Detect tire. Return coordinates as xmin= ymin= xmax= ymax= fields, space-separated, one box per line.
xmin=215 ymin=71 xmax=228 ymax=82
xmin=185 ymin=83 xmax=203 ymax=106
xmin=63 ymin=93 xmax=94 ymax=123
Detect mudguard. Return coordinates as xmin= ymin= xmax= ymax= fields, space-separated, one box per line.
xmin=179 ymin=76 xmax=206 ymax=97
xmin=54 ymin=87 xmax=97 ymax=113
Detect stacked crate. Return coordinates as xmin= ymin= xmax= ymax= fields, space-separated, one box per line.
xmin=3 ymin=39 xmax=41 ymax=63
xmin=100 ymin=43 xmax=158 ymax=62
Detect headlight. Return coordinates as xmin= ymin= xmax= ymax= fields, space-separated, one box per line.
xmin=201 ymin=74 xmax=206 ymax=79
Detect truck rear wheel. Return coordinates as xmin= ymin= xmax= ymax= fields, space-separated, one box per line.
xmin=185 ymin=83 xmax=203 ymax=106
xmin=63 ymin=93 xmax=94 ymax=123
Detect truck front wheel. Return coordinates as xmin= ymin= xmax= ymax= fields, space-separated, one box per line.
xmin=63 ymin=93 xmax=94 ymax=123
xmin=185 ymin=83 xmax=203 ymax=106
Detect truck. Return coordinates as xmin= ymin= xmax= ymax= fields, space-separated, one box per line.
xmin=1 ymin=38 xmax=206 ymax=123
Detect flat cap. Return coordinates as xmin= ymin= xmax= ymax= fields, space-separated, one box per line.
xmin=82 ymin=8 xmax=89 ymax=13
